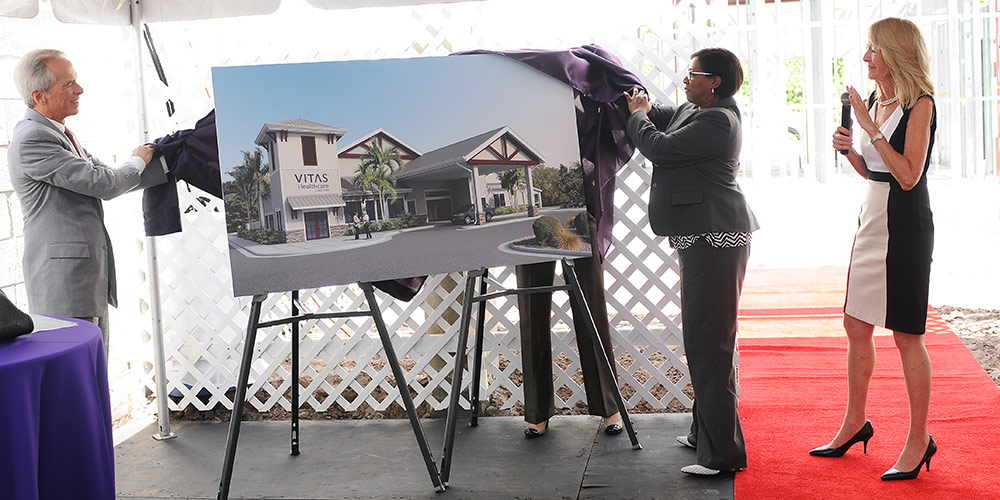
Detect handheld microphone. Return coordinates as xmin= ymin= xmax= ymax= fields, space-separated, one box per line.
xmin=839 ymin=92 xmax=852 ymax=155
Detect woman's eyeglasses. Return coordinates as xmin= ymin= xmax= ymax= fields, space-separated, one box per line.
xmin=687 ymin=69 xmax=715 ymax=80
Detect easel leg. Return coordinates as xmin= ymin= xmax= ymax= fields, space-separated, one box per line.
xmin=361 ymin=283 xmax=445 ymax=492
xmin=290 ymin=290 xmax=300 ymax=456
xmin=217 ymin=294 xmax=266 ymax=500
xmin=561 ymin=259 xmax=642 ymax=450
xmin=440 ymin=269 xmax=482 ymax=485
xmin=469 ymin=269 xmax=488 ymax=427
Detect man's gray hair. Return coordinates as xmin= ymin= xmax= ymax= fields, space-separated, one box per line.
xmin=13 ymin=49 xmax=66 ymax=108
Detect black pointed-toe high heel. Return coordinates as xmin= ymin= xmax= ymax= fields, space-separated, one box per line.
xmin=881 ymin=435 xmax=937 ymax=481
xmin=809 ymin=420 xmax=874 ymax=457
xmin=524 ymin=421 xmax=548 ymax=439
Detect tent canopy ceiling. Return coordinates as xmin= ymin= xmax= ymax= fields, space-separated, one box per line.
xmin=1 ymin=0 xmax=476 ymax=24
xmin=0 ymin=0 xmax=37 ymax=19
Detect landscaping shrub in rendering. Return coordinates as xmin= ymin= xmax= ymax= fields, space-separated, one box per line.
xmin=570 ymin=211 xmax=589 ymax=236
xmin=555 ymin=230 xmax=584 ymax=250
xmin=237 ymin=227 xmax=287 ymax=245
xmin=532 ymin=215 xmax=564 ymax=246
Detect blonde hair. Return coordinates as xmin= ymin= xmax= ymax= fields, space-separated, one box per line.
xmin=868 ymin=18 xmax=934 ymax=109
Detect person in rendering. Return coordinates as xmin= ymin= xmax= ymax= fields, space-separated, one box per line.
xmin=361 ymin=210 xmax=372 ymax=239
xmin=353 ymin=212 xmax=361 ymax=240
xmin=8 ymin=49 xmax=157 ymax=357
xmin=624 ymin=47 xmax=758 ymax=476
xmin=811 ymin=17 xmax=938 ymax=482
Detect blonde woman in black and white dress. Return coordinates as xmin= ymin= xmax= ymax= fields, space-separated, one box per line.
xmin=810 ymin=17 xmax=937 ymax=482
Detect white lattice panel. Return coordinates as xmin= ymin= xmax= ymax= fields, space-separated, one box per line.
xmin=128 ymin=0 xmax=1000 ymax=416
xmin=130 ymin=1 xmax=707 ymax=415
xmin=2 ymin=0 xmax=995 ymax=432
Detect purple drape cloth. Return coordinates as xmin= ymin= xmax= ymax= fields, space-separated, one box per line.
xmin=456 ymin=44 xmax=642 ymax=257
xmin=0 ymin=320 xmax=115 ymax=500
xmin=144 ymin=110 xmax=224 ymax=237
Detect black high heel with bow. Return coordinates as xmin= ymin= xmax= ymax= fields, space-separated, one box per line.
xmin=881 ymin=435 xmax=937 ymax=481
xmin=809 ymin=420 xmax=874 ymax=457
xmin=523 ymin=420 xmax=548 ymax=439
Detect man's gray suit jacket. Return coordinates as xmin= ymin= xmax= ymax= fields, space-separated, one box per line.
xmin=626 ymin=96 xmax=759 ymax=237
xmin=7 ymin=108 xmax=164 ymax=318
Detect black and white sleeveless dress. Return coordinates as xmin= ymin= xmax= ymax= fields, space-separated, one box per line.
xmin=844 ymin=95 xmax=935 ymax=335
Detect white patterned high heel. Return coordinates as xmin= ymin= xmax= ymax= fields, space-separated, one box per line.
xmin=680 ymin=464 xmax=720 ymax=476
xmin=676 ymin=436 xmax=696 ymax=449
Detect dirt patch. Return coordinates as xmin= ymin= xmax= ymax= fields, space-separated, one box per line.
xmin=936 ymin=305 xmax=1000 ymax=387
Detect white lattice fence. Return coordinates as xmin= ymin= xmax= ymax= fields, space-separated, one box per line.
xmin=136 ymin=1 xmax=743 ymax=414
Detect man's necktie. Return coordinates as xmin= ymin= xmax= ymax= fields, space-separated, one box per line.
xmin=64 ymin=127 xmax=83 ymax=156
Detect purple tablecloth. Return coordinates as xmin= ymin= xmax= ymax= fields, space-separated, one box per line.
xmin=0 ymin=319 xmax=115 ymax=500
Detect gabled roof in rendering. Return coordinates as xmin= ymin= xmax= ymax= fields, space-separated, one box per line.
xmin=395 ymin=126 xmax=544 ymax=182
xmin=338 ymin=128 xmax=421 ymax=160
xmin=255 ymin=119 xmax=348 ymax=146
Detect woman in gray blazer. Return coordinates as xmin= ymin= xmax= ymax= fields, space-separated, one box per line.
xmin=624 ymin=47 xmax=758 ymax=476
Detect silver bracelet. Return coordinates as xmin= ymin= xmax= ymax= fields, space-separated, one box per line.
xmin=869 ymin=132 xmax=884 ymax=144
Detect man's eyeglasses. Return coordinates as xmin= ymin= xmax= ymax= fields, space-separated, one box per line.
xmin=687 ymin=69 xmax=715 ymax=80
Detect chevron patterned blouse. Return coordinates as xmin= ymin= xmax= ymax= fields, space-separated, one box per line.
xmin=668 ymin=231 xmax=752 ymax=250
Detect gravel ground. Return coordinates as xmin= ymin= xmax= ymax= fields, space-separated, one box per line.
xmin=936 ymin=305 xmax=1000 ymax=387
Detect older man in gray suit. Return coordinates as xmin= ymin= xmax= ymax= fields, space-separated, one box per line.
xmin=8 ymin=49 xmax=161 ymax=356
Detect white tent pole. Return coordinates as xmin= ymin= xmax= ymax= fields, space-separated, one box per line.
xmin=130 ymin=0 xmax=175 ymax=441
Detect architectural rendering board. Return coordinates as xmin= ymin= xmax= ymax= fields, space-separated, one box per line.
xmin=213 ymin=55 xmax=588 ymax=296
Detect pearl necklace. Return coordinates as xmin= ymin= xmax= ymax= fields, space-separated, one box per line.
xmin=877 ymin=95 xmax=898 ymax=106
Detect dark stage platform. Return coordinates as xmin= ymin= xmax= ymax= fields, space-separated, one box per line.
xmin=115 ymin=414 xmax=734 ymax=500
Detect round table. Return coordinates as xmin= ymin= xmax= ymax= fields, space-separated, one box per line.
xmin=0 ymin=318 xmax=115 ymax=500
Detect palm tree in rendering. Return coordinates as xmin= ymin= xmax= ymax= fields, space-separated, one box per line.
xmin=353 ymin=163 xmax=397 ymax=221
xmin=228 ymin=148 xmax=269 ymax=229
xmin=498 ymin=168 xmax=524 ymax=208
xmin=357 ymin=140 xmax=403 ymax=220
xmin=244 ymin=148 xmax=269 ymax=224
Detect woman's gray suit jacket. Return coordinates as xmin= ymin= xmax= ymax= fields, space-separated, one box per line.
xmin=626 ymin=96 xmax=759 ymax=236
xmin=7 ymin=108 xmax=163 ymax=318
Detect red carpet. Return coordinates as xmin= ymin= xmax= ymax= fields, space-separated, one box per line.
xmin=738 ymin=306 xmax=843 ymax=320
xmin=735 ymin=309 xmax=1000 ymax=499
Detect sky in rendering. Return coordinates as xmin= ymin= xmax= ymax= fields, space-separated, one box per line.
xmin=213 ymin=54 xmax=581 ymax=175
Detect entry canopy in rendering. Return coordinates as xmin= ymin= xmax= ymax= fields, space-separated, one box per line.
xmin=214 ymin=54 xmax=587 ymax=296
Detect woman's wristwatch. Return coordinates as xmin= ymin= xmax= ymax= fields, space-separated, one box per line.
xmin=869 ymin=132 xmax=884 ymax=144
